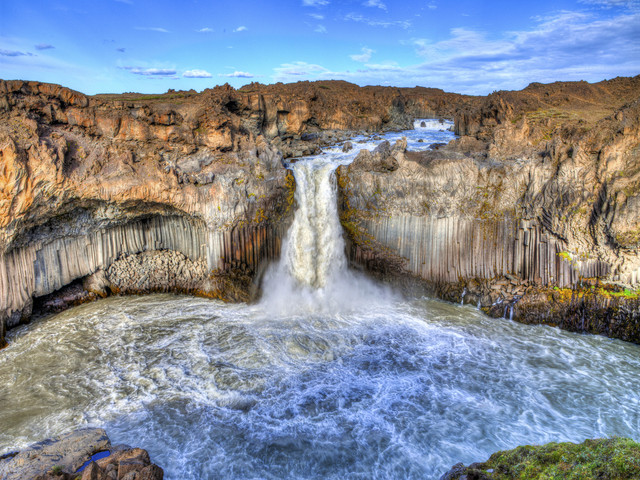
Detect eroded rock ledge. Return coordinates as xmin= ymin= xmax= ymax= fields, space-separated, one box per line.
xmin=337 ymin=76 xmax=640 ymax=344
xmin=0 ymin=78 xmax=468 ymax=347
xmin=0 ymin=428 xmax=163 ymax=480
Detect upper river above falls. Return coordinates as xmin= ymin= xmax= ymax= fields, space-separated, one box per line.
xmin=1 ymin=120 xmax=639 ymax=480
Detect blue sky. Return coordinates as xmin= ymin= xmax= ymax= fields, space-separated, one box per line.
xmin=0 ymin=0 xmax=638 ymax=95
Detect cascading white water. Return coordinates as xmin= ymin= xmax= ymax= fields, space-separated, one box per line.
xmin=4 ymin=121 xmax=638 ymax=480
xmin=279 ymin=161 xmax=347 ymax=288
xmin=260 ymin=149 xmax=393 ymax=315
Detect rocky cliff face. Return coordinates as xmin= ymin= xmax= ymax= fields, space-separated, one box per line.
xmin=337 ymin=76 xmax=640 ymax=343
xmin=0 ymin=79 xmax=468 ymax=347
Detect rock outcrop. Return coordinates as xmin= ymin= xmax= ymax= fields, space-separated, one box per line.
xmin=337 ymin=75 xmax=640 ymax=343
xmin=0 ymin=428 xmax=163 ymax=480
xmin=0 ymin=79 xmax=469 ymax=347
xmin=438 ymin=437 xmax=640 ymax=480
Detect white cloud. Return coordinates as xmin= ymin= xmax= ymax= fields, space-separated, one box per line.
xmin=183 ymin=69 xmax=212 ymax=78
xmin=135 ymin=27 xmax=170 ymax=33
xmin=350 ymin=47 xmax=374 ymax=62
xmin=364 ymin=0 xmax=387 ymax=10
xmin=0 ymin=49 xmax=32 ymax=56
xmin=315 ymin=25 xmax=327 ymax=33
xmin=308 ymin=13 xmax=324 ymax=19
xmin=344 ymin=13 xmax=411 ymax=29
xmin=220 ymin=71 xmax=254 ymax=78
xmin=580 ymin=0 xmax=639 ymax=7
xmin=234 ymin=26 xmax=247 ymax=32
xmin=197 ymin=27 xmax=214 ymax=33
xmin=273 ymin=61 xmax=329 ymax=82
xmin=302 ymin=0 xmax=329 ymax=6
xmin=266 ymin=10 xmax=639 ymax=95
xmin=121 ymin=66 xmax=177 ymax=76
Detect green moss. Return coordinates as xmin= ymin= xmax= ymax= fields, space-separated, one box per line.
xmin=558 ymin=251 xmax=572 ymax=262
xmin=50 ymin=465 xmax=63 ymax=475
xmin=464 ymin=437 xmax=640 ymax=480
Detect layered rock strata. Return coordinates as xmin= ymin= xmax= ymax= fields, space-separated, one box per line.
xmin=0 ymin=81 xmax=296 ymax=347
xmin=0 ymin=79 xmax=468 ymax=347
xmin=337 ymin=76 xmax=640 ymax=343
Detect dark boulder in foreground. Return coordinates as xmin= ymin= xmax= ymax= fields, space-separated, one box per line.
xmin=0 ymin=428 xmax=163 ymax=480
xmin=439 ymin=437 xmax=640 ymax=480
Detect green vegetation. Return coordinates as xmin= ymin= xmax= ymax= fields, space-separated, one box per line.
xmin=50 ymin=465 xmax=63 ymax=475
xmin=456 ymin=437 xmax=640 ymax=480
xmin=558 ymin=251 xmax=573 ymax=262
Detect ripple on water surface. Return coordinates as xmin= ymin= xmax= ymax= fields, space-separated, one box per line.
xmin=1 ymin=294 xmax=640 ymax=480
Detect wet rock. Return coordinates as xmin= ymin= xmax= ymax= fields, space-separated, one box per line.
xmin=342 ymin=141 xmax=353 ymax=152
xmin=420 ymin=121 xmax=427 ymax=127
xmin=0 ymin=428 xmax=110 ymax=480
xmin=0 ymin=429 xmax=163 ymax=480
xmin=350 ymin=139 xmax=401 ymax=173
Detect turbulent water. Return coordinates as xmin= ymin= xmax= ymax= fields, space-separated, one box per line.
xmin=1 ymin=121 xmax=640 ymax=480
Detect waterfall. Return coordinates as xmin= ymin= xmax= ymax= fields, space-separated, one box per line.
xmin=281 ymin=161 xmax=347 ymax=288
xmin=260 ymin=156 xmax=390 ymax=314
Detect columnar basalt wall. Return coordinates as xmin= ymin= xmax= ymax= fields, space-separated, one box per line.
xmin=356 ymin=216 xmax=611 ymax=288
xmin=0 ymin=215 xmax=289 ymax=332
xmin=337 ymin=76 xmax=640 ymax=342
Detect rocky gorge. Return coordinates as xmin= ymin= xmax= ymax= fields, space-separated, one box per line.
xmin=0 ymin=79 xmax=468 ymax=348
xmin=1 ymin=76 xmax=640 ymax=480
xmin=337 ymin=76 xmax=640 ymax=343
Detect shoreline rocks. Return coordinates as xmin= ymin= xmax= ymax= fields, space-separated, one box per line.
xmin=0 ymin=428 xmax=163 ymax=480
xmin=439 ymin=437 xmax=640 ymax=480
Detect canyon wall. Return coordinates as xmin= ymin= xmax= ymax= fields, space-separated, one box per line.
xmin=337 ymin=76 xmax=640 ymax=342
xmin=0 ymin=79 xmax=468 ymax=346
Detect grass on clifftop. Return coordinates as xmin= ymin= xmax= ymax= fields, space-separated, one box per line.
xmin=462 ymin=437 xmax=640 ymax=480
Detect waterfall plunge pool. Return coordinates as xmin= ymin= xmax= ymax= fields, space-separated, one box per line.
xmin=1 ymin=120 xmax=639 ymax=479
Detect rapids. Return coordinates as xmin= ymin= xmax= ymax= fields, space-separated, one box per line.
xmin=1 ymin=121 xmax=639 ymax=479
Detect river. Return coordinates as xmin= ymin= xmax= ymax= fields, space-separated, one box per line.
xmin=1 ymin=121 xmax=639 ymax=479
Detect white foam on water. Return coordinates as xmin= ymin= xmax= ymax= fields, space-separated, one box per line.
xmin=2 ymin=121 xmax=638 ymax=480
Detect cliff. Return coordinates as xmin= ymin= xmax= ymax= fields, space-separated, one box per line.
xmin=0 ymin=79 xmax=469 ymax=347
xmin=337 ymin=76 xmax=640 ymax=343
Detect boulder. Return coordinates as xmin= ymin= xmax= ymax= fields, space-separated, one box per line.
xmin=0 ymin=428 xmax=109 ymax=479
xmin=0 ymin=429 xmax=163 ymax=480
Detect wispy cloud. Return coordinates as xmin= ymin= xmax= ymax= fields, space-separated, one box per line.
xmin=135 ymin=27 xmax=170 ymax=33
xmin=114 ymin=0 xmax=133 ymax=4
xmin=345 ymin=13 xmax=411 ymax=29
xmin=220 ymin=71 xmax=254 ymax=78
xmin=308 ymin=13 xmax=324 ymax=19
xmin=0 ymin=49 xmax=33 ymax=57
xmin=580 ymin=0 xmax=639 ymax=7
xmin=116 ymin=47 xmax=126 ymax=53
xmin=364 ymin=0 xmax=387 ymax=10
xmin=234 ymin=26 xmax=247 ymax=32
xmin=121 ymin=66 xmax=177 ymax=76
xmin=35 ymin=44 xmax=54 ymax=50
xmin=267 ymin=10 xmax=639 ymax=94
xmin=350 ymin=47 xmax=374 ymax=62
xmin=273 ymin=61 xmax=329 ymax=82
xmin=183 ymin=69 xmax=212 ymax=78
xmin=315 ymin=25 xmax=327 ymax=33
xmin=302 ymin=0 xmax=329 ymax=6
xmin=197 ymin=27 xmax=214 ymax=33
